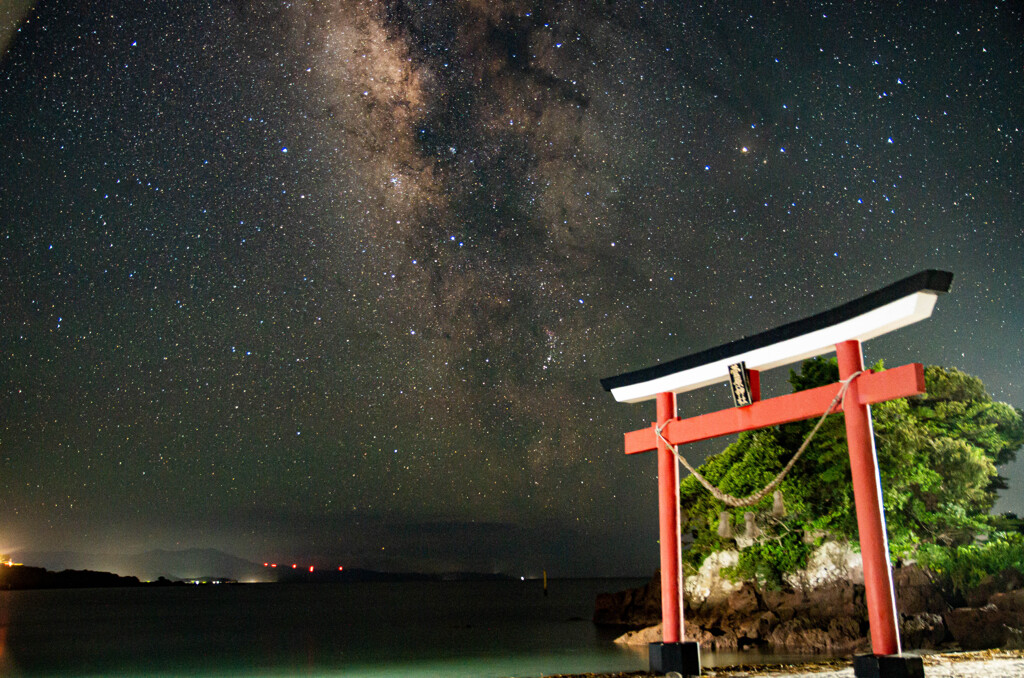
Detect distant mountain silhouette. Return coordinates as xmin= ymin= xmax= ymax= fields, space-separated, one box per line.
xmin=10 ymin=550 xmax=92 ymax=572
xmin=13 ymin=548 xmax=270 ymax=582
xmin=125 ymin=548 xmax=268 ymax=581
xmin=12 ymin=548 xmax=513 ymax=583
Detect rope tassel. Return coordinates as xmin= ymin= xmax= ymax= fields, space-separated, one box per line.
xmin=772 ymin=489 xmax=786 ymax=518
xmin=717 ymin=511 xmax=733 ymax=539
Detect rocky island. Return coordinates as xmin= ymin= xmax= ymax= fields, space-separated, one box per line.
xmin=595 ymin=542 xmax=1024 ymax=654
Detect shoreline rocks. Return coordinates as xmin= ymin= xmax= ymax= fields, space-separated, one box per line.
xmin=595 ymin=543 xmax=1024 ymax=654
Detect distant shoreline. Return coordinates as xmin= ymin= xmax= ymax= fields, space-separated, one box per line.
xmin=0 ymin=563 xmax=146 ymax=590
xmin=0 ymin=562 xmax=532 ymax=590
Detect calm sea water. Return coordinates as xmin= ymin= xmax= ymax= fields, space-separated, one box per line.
xmin=0 ymin=579 xmax=651 ymax=678
xmin=0 ymin=579 xmax=830 ymax=677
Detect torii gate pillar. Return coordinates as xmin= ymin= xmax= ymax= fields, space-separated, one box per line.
xmin=837 ymin=340 xmax=901 ymax=658
xmin=656 ymin=391 xmax=683 ymax=644
xmin=651 ymin=391 xmax=700 ymax=675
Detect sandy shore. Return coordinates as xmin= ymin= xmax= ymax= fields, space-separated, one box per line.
xmin=537 ymin=649 xmax=1024 ymax=678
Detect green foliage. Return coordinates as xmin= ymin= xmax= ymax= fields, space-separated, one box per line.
xmin=723 ymin=531 xmax=812 ymax=589
xmin=679 ymin=429 xmax=786 ymax=569
xmin=680 ymin=358 xmax=1024 ymax=578
xmin=991 ymin=512 xmax=1024 ymax=534
xmin=916 ymin=532 xmax=1024 ymax=599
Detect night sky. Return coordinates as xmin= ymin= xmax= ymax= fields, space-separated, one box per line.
xmin=1 ymin=1 xmax=1021 ymax=577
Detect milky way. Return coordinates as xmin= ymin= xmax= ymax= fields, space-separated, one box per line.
xmin=1 ymin=1 xmax=1021 ymax=575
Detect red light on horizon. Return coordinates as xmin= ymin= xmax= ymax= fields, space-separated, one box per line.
xmin=271 ymin=564 xmax=277 ymax=568
xmin=309 ymin=566 xmax=314 ymax=573
xmin=292 ymin=564 xmax=297 ymax=569
xmin=338 ymin=566 xmax=343 ymax=571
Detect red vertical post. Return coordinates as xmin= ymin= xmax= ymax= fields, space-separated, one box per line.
xmin=748 ymin=369 xmax=761 ymax=403
xmin=836 ymin=340 xmax=901 ymax=656
xmin=656 ymin=391 xmax=683 ymax=644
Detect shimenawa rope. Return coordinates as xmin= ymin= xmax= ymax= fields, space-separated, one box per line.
xmin=653 ymin=370 xmax=864 ymax=508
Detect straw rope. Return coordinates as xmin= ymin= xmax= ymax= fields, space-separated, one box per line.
xmin=654 ymin=370 xmax=864 ymax=508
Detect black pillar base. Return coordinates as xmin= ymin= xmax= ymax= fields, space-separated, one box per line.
xmin=854 ymin=653 xmax=925 ymax=678
xmin=649 ymin=641 xmax=701 ymax=676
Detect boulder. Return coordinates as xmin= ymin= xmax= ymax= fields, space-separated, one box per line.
xmin=893 ymin=564 xmax=947 ymax=615
xmin=944 ymin=603 xmax=1024 ymax=650
xmin=1006 ymin=626 xmax=1024 ymax=650
xmin=988 ymin=588 xmax=1024 ymax=614
xmin=899 ymin=612 xmax=946 ymax=649
xmin=613 ymin=623 xmax=663 ymax=646
xmin=684 ymin=549 xmax=742 ymax=611
xmin=784 ymin=541 xmax=863 ymax=591
xmin=724 ymin=582 xmax=761 ymax=617
xmin=767 ymin=617 xmax=866 ymax=653
xmin=614 ymin=622 xmax=738 ymax=650
xmin=760 ymin=586 xmax=804 ymax=622
xmin=706 ymin=627 xmax=740 ymax=651
xmin=965 ymin=568 xmax=1024 ymax=608
xmin=685 ymin=625 xmax=719 ymax=649
xmin=803 ymin=579 xmax=864 ymax=620
xmin=767 ymin=621 xmax=826 ymax=653
xmin=594 ymin=573 xmax=661 ymax=626
xmin=734 ymin=610 xmax=778 ymax=641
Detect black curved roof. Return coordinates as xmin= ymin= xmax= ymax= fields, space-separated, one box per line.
xmin=600 ymin=269 xmax=953 ymax=393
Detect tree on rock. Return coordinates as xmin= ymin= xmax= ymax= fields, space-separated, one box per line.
xmin=679 ymin=358 xmax=1024 ymax=586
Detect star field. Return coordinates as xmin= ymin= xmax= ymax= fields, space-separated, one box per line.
xmin=0 ymin=1 xmax=1021 ymax=575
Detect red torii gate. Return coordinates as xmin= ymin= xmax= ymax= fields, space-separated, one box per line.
xmin=601 ymin=270 xmax=953 ymax=678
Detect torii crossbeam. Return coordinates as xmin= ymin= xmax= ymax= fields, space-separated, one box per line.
xmin=601 ymin=270 xmax=953 ymax=678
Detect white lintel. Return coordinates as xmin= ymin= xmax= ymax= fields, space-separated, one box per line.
xmin=609 ymin=290 xmax=939 ymax=404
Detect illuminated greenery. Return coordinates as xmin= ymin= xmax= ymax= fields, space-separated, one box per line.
xmin=680 ymin=358 xmax=1024 ymax=587
xmin=916 ymin=532 xmax=1024 ymax=599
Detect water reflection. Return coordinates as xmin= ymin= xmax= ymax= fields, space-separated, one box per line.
xmin=0 ymin=582 xmax=843 ymax=678
xmin=0 ymin=592 xmax=12 ymax=675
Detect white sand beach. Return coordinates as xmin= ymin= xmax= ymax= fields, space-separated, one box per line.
xmin=539 ymin=649 xmax=1024 ymax=678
